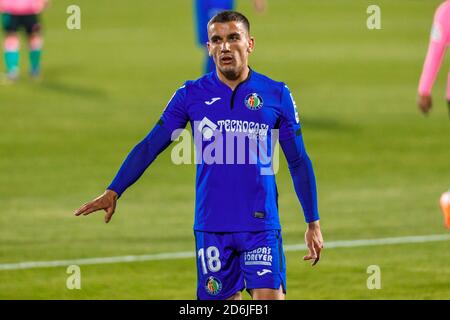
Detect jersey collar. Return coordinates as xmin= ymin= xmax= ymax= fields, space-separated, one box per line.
xmin=213 ymin=67 xmax=253 ymax=92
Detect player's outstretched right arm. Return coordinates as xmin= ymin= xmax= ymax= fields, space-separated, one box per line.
xmin=73 ymin=123 xmax=173 ymax=223
xmin=73 ymin=83 xmax=189 ymax=224
xmin=74 ymin=189 xmax=118 ymax=223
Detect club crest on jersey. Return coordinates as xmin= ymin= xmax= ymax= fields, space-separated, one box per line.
xmin=245 ymin=93 xmax=263 ymax=110
xmin=205 ymin=276 xmax=222 ymax=296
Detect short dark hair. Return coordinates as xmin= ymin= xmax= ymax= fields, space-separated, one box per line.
xmin=207 ymin=10 xmax=250 ymax=33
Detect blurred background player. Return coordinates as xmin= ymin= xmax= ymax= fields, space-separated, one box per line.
xmin=417 ymin=2 xmax=450 ymax=230
xmin=417 ymin=0 xmax=450 ymax=116
xmin=440 ymin=190 xmax=450 ymax=228
xmin=0 ymin=0 xmax=49 ymax=82
xmin=194 ymin=0 xmax=266 ymax=74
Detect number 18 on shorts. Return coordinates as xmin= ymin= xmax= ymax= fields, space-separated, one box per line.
xmin=194 ymin=230 xmax=287 ymax=300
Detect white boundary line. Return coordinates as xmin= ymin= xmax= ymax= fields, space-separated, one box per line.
xmin=1 ymin=234 xmax=449 ymax=271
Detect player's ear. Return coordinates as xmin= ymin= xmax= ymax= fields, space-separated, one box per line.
xmin=247 ymin=37 xmax=255 ymax=53
xmin=207 ymin=42 xmax=212 ymax=56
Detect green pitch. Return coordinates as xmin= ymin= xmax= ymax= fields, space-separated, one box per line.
xmin=0 ymin=0 xmax=449 ymax=299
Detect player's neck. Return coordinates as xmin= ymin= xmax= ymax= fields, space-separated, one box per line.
xmin=217 ymin=66 xmax=250 ymax=91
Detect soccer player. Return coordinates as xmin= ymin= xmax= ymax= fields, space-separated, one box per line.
xmin=440 ymin=190 xmax=450 ymax=229
xmin=195 ymin=0 xmax=266 ymax=74
xmin=75 ymin=11 xmax=323 ymax=300
xmin=417 ymin=0 xmax=450 ymax=116
xmin=0 ymin=0 xmax=48 ymax=81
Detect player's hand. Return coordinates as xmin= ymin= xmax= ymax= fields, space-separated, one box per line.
xmin=417 ymin=94 xmax=432 ymax=114
xmin=253 ymin=0 xmax=267 ymax=13
xmin=74 ymin=189 xmax=118 ymax=223
xmin=447 ymin=100 xmax=450 ymax=118
xmin=303 ymin=220 xmax=323 ymax=266
xmin=43 ymin=0 xmax=51 ymax=9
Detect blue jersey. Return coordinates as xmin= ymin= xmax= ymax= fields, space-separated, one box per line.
xmin=108 ymin=69 xmax=319 ymax=233
xmin=194 ymin=0 xmax=235 ymax=46
xmin=159 ymin=70 xmax=317 ymax=232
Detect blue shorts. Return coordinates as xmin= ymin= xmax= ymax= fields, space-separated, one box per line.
xmin=194 ymin=230 xmax=287 ymax=300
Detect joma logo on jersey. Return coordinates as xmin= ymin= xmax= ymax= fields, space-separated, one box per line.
xmin=245 ymin=93 xmax=264 ymax=110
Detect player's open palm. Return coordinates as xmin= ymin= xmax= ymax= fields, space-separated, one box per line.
xmin=74 ymin=190 xmax=118 ymax=223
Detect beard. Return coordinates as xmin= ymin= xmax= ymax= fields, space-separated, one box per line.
xmin=218 ymin=63 xmax=244 ymax=81
xmin=220 ymin=68 xmax=240 ymax=80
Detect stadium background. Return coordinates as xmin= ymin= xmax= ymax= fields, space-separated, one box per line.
xmin=0 ymin=0 xmax=449 ymax=299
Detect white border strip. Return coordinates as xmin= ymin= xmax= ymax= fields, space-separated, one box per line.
xmin=1 ymin=234 xmax=449 ymax=271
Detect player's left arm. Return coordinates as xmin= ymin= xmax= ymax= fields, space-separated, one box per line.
xmin=278 ymin=84 xmax=323 ymax=266
xmin=418 ymin=6 xmax=449 ymax=114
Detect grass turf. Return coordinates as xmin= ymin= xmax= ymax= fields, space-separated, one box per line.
xmin=0 ymin=0 xmax=449 ymax=299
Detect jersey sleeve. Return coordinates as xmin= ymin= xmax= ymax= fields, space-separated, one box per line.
xmin=418 ymin=4 xmax=450 ymax=96
xmin=278 ymin=84 xmax=320 ymax=223
xmin=159 ymin=83 xmax=190 ymax=134
xmin=278 ymin=84 xmax=302 ymax=141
